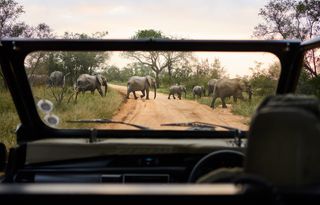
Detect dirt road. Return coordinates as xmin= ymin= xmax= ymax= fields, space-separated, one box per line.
xmin=100 ymin=84 xmax=248 ymax=130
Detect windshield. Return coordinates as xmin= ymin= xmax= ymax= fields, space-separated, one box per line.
xmin=25 ymin=50 xmax=280 ymax=131
xmin=1 ymin=0 xmax=319 ymax=147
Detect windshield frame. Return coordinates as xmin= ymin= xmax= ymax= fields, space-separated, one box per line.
xmin=0 ymin=38 xmax=304 ymax=143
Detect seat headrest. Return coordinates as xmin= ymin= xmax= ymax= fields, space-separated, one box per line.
xmin=245 ymin=94 xmax=320 ymax=187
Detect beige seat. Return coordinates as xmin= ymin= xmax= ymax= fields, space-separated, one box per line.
xmin=245 ymin=95 xmax=320 ymax=187
xmin=196 ymin=95 xmax=320 ymax=187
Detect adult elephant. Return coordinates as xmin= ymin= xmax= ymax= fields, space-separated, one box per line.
xmin=207 ymin=78 xmax=218 ymax=96
xmin=48 ymin=71 xmax=69 ymax=87
xmin=192 ymin=85 xmax=205 ymax=98
xmin=127 ymin=75 xmax=157 ymax=100
xmin=210 ymin=78 xmax=252 ymax=109
xmin=168 ymin=85 xmax=187 ymax=100
xmin=75 ymin=74 xmax=108 ymax=101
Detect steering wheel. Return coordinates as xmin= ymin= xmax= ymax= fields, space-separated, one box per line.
xmin=188 ymin=150 xmax=245 ymax=183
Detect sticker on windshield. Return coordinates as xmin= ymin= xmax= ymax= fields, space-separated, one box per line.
xmin=37 ymin=99 xmax=53 ymax=113
xmin=44 ymin=113 xmax=60 ymax=127
xmin=37 ymin=99 xmax=60 ymax=127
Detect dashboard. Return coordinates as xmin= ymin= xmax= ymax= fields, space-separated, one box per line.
xmin=8 ymin=139 xmax=245 ymax=183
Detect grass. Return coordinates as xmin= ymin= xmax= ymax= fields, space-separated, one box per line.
xmin=231 ymin=96 xmax=263 ymax=117
xmin=32 ymin=86 xmax=124 ymax=128
xmin=0 ymin=86 xmax=124 ymax=148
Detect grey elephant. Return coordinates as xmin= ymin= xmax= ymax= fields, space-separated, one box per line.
xmin=207 ymin=78 xmax=218 ymax=96
xmin=75 ymin=74 xmax=108 ymax=101
xmin=210 ymin=78 xmax=252 ymax=109
xmin=127 ymin=75 xmax=157 ymax=99
xmin=48 ymin=71 xmax=69 ymax=87
xmin=168 ymin=85 xmax=187 ymax=100
xmin=192 ymin=85 xmax=205 ymax=98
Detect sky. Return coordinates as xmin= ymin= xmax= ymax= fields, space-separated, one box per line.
xmin=17 ymin=0 xmax=278 ymax=76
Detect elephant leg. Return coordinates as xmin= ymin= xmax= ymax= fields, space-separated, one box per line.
xmin=140 ymin=90 xmax=145 ymax=98
xmin=168 ymin=93 xmax=171 ymax=99
xmin=233 ymin=96 xmax=237 ymax=102
xmin=127 ymin=90 xmax=130 ymax=99
xmin=173 ymin=94 xmax=176 ymax=99
xmin=146 ymin=88 xmax=150 ymax=100
xmin=221 ymin=97 xmax=228 ymax=108
xmin=133 ymin=91 xmax=138 ymax=100
xmin=210 ymin=94 xmax=218 ymax=108
xmin=178 ymin=93 xmax=181 ymax=100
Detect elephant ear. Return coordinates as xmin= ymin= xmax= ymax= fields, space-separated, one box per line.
xmin=101 ymin=76 xmax=107 ymax=85
xmin=96 ymin=75 xmax=103 ymax=85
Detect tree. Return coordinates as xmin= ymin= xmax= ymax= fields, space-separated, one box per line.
xmin=105 ymin=65 xmax=121 ymax=82
xmin=0 ymin=0 xmax=24 ymax=87
xmin=253 ymin=0 xmax=320 ymax=77
xmin=24 ymin=23 xmax=54 ymax=76
xmin=124 ymin=29 xmax=168 ymax=87
xmin=210 ymin=58 xmax=226 ymax=79
xmin=249 ymin=62 xmax=280 ymax=96
xmin=131 ymin=29 xmax=164 ymax=39
xmin=0 ymin=0 xmax=54 ymax=88
xmin=164 ymin=51 xmax=189 ymax=83
xmin=0 ymin=0 xmax=24 ymax=38
xmin=58 ymin=32 xmax=109 ymax=84
xmin=124 ymin=29 xmax=188 ymax=87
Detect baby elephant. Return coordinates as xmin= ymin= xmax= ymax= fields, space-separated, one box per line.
xmin=168 ymin=85 xmax=186 ymax=100
xmin=192 ymin=86 xmax=205 ymax=98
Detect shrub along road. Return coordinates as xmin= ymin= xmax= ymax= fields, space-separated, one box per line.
xmin=100 ymin=84 xmax=248 ymax=130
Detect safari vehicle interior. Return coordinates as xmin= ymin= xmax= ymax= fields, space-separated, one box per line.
xmin=0 ymin=37 xmax=320 ymax=204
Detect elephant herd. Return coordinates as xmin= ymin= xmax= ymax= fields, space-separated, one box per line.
xmin=126 ymin=75 xmax=253 ymax=109
xmin=29 ymin=71 xmax=252 ymax=109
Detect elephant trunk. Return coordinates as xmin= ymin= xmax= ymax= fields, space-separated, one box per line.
xmin=154 ymin=85 xmax=157 ymax=99
xmin=184 ymin=90 xmax=186 ymax=98
xmin=104 ymin=83 xmax=108 ymax=96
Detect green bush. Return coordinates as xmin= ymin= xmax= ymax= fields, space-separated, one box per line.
xmin=296 ymin=70 xmax=320 ymax=98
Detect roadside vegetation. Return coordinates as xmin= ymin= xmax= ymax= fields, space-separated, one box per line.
xmin=0 ymin=87 xmax=123 ymax=148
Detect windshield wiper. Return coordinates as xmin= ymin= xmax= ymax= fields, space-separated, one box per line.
xmin=161 ymin=121 xmax=244 ymax=146
xmin=161 ymin=121 xmax=240 ymax=131
xmin=66 ymin=119 xmax=151 ymax=130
